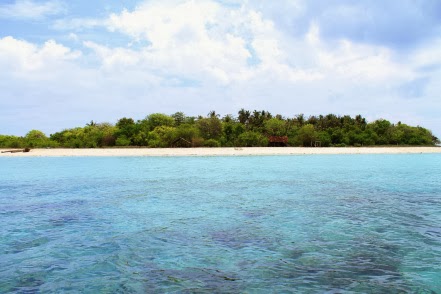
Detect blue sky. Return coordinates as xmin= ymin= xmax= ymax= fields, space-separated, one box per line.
xmin=1 ymin=0 xmax=441 ymax=136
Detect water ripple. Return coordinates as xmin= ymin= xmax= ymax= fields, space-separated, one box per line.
xmin=1 ymin=155 xmax=440 ymax=293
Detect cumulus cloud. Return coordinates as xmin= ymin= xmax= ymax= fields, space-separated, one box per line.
xmin=0 ymin=0 xmax=65 ymax=20
xmin=0 ymin=36 xmax=80 ymax=76
xmin=78 ymin=1 xmax=413 ymax=88
xmin=1 ymin=0 xmax=441 ymax=136
xmin=84 ymin=0 xmax=326 ymax=84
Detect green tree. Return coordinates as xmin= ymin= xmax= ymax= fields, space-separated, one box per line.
xmin=236 ymin=131 xmax=268 ymax=147
xmin=196 ymin=117 xmax=222 ymax=140
xmin=0 ymin=135 xmax=25 ymax=148
xmin=171 ymin=112 xmax=186 ymax=126
xmin=203 ymin=139 xmax=221 ymax=147
xmin=116 ymin=117 xmax=136 ymax=144
xmin=173 ymin=124 xmax=201 ymax=147
xmin=238 ymin=108 xmax=251 ymax=125
xmin=389 ymin=125 xmax=405 ymax=145
xmin=3 ymin=111 xmax=437 ymax=148
xmin=297 ymin=124 xmax=317 ymax=146
xmin=294 ymin=114 xmax=305 ymax=127
xmin=368 ymin=119 xmax=391 ymax=144
xmin=25 ymin=130 xmax=57 ymax=148
xmin=144 ymin=113 xmax=175 ymax=131
xmin=248 ymin=110 xmax=272 ymax=131
xmin=264 ymin=118 xmax=287 ymax=136
xmin=317 ymin=131 xmax=331 ymax=147
xmin=115 ymin=135 xmax=131 ymax=146
xmin=147 ymin=126 xmax=177 ymax=147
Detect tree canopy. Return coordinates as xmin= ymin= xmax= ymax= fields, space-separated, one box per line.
xmin=1 ymin=110 xmax=438 ymax=148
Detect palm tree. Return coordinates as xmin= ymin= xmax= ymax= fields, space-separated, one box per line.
xmin=208 ymin=110 xmax=220 ymax=118
xmin=295 ymin=114 xmax=305 ymax=127
xmin=86 ymin=120 xmax=96 ymax=127
xmin=238 ymin=108 xmax=250 ymax=124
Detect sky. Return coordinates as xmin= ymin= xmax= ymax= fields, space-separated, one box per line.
xmin=1 ymin=0 xmax=441 ymax=136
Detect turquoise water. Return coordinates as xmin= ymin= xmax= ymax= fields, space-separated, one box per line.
xmin=1 ymin=154 xmax=440 ymax=293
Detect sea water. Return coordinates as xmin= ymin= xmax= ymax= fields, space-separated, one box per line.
xmin=0 ymin=154 xmax=440 ymax=293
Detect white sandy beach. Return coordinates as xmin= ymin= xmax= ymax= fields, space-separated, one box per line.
xmin=1 ymin=147 xmax=440 ymax=157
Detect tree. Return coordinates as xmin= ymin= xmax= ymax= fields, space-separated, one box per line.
xmin=248 ymin=110 xmax=267 ymax=130
xmin=238 ymin=109 xmax=250 ymax=125
xmin=355 ymin=114 xmax=367 ymax=130
xmin=0 ymin=135 xmax=25 ymax=148
xmin=116 ymin=117 xmax=137 ymax=145
xmin=97 ymin=123 xmax=117 ymax=147
xmin=115 ymin=136 xmax=131 ymax=146
xmin=2 ymin=111 xmax=437 ymax=148
xmin=203 ymin=139 xmax=221 ymax=147
xmin=368 ymin=119 xmax=391 ymax=144
xmin=171 ymin=112 xmax=186 ymax=126
xmin=208 ymin=110 xmax=220 ymax=118
xmin=297 ymin=124 xmax=317 ymax=146
xmin=389 ymin=125 xmax=405 ymax=145
xmin=236 ymin=131 xmax=268 ymax=147
xmin=25 ymin=130 xmax=47 ymax=141
xmin=317 ymin=131 xmax=331 ymax=147
xmin=25 ymin=130 xmax=57 ymax=148
xmin=196 ymin=117 xmax=222 ymax=140
xmin=222 ymin=114 xmax=235 ymax=123
xmin=264 ymin=118 xmax=287 ymax=136
xmin=174 ymin=124 xmax=201 ymax=147
xmin=144 ymin=113 xmax=174 ymax=131
xmin=295 ymin=114 xmax=305 ymax=127
xmin=147 ymin=126 xmax=177 ymax=147
xmin=307 ymin=115 xmax=318 ymax=126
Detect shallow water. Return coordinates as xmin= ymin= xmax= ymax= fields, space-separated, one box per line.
xmin=1 ymin=154 xmax=440 ymax=293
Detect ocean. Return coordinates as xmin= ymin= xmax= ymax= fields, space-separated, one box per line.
xmin=1 ymin=154 xmax=440 ymax=293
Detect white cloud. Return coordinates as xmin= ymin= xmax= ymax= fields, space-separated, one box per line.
xmin=1 ymin=0 xmax=441 ymax=136
xmin=0 ymin=0 xmax=64 ymax=20
xmin=0 ymin=36 xmax=80 ymax=76
xmin=90 ymin=0 xmax=322 ymax=84
xmin=83 ymin=41 xmax=141 ymax=69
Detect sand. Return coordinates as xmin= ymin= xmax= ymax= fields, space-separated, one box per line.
xmin=1 ymin=147 xmax=440 ymax=157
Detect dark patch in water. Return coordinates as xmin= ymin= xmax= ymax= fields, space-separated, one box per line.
xmin=49 ymin=215 xmax=79 ymax=227
xmin=6 ymin=237 xmax=50 ymax=254
xmin=211 ymin=227 xmax=275 ymax=250
xmin=12 ymin=272 xmax=46 ymax=293
xmin=142 ymin=267 xmax=242 ymax=293
xmin=321 ymin=240 xmax=410 ymax=292
xmin=286 ymin=249 xmax=305 ymax=260
xmin=27 ymin=199 xmax=87 ymax=212
xmin=242 ymin=210 xmax=266 ymax=219
xmin=258 ymin=235 xmax=414 ymax=293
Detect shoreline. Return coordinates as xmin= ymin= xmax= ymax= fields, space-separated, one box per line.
xmin=1 ymin=147 xmax=440 ymax=157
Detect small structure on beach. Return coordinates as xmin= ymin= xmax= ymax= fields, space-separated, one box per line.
xmin=268 ymin=136 xmax=288 ymax=147
xmin=171 ymin=137 xmax=192 ymax=148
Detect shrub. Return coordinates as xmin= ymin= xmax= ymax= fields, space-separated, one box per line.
xmin=191 ymin=137 xmax=204 ymax=147
xmin=116 ymin=135 xmax=131 ymax=146
xmin=203 ymin=139 xmax=221 ymax=147
xmin=236 ymin=131 xmax=268 ymax=147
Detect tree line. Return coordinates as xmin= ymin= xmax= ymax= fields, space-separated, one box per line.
xmin=0 ymin=110 xmax=439 ymax=148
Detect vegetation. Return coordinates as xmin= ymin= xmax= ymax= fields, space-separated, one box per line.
xmin=1 ymin=110 xmax=439 ymax=148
